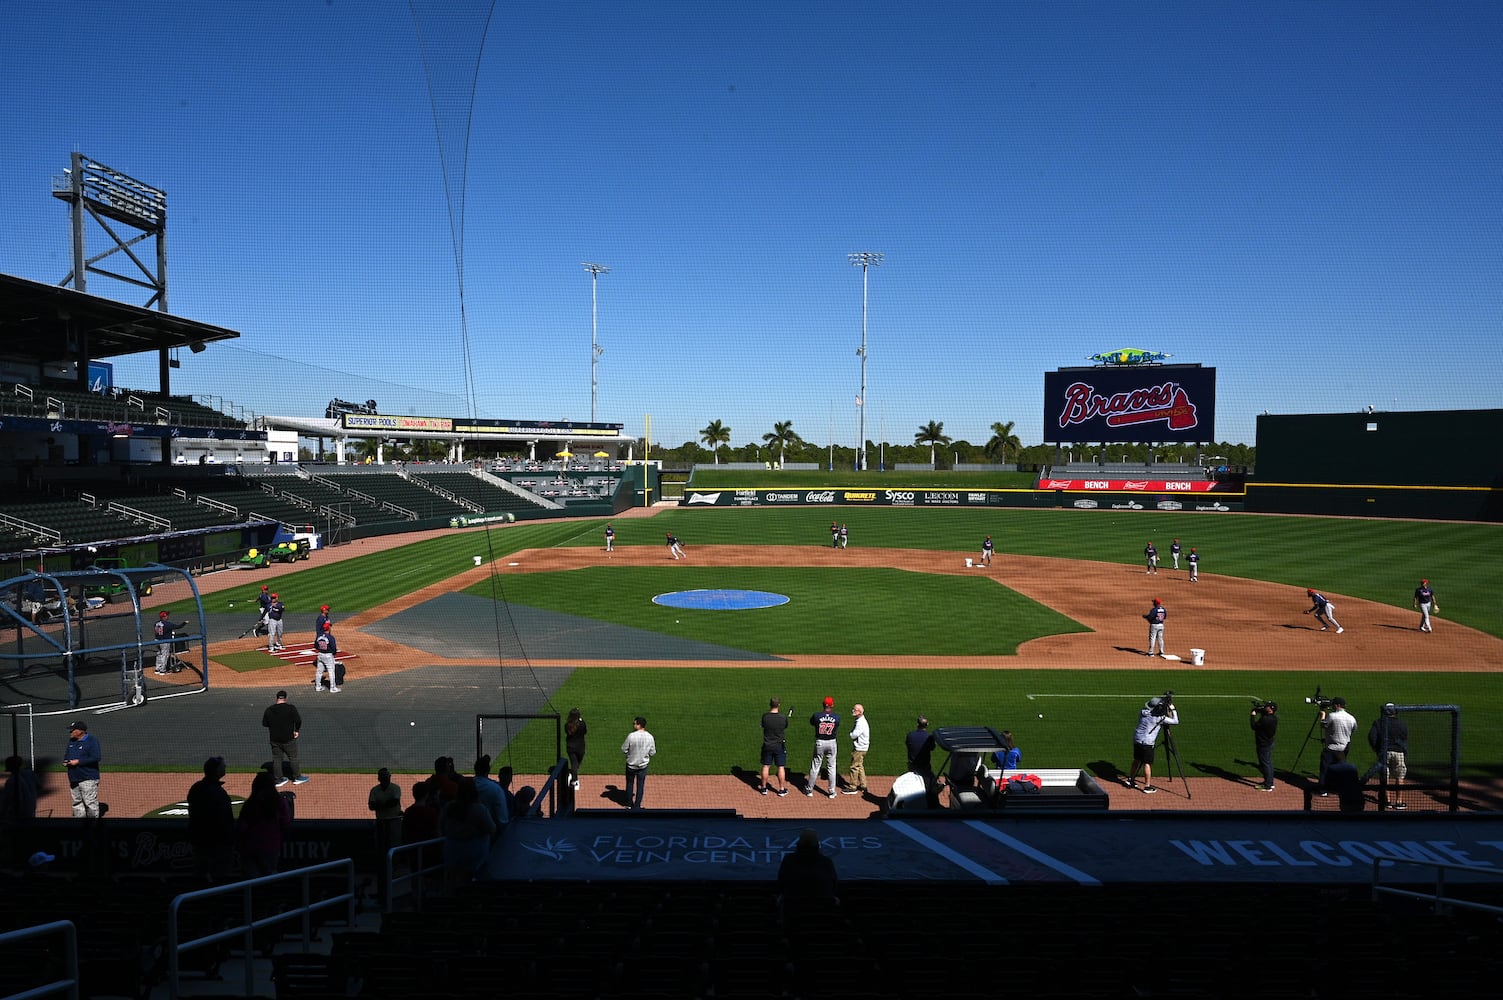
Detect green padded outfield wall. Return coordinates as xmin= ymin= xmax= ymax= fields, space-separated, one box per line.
xmin=1249 ymin=409 xmax=1503 ymax=520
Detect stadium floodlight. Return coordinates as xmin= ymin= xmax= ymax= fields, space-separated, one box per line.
xmin=848 ymin=252 xmax=883 ymax=471
xmin=582 ymin=263 xmax=610 ymax=423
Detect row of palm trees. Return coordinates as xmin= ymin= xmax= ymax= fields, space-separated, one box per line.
xmin=697 ymin=419 xmax=1024 ymax=466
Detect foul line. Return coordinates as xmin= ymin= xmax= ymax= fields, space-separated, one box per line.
xmin=885 ymin=820 xmax=1007 ymax=884
xmin=963 ymin=821 xmax=1101 ymax=885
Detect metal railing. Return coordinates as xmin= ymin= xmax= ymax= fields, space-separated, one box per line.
xmin=382 ymin=837 xmax=446 ymax=914
xmin=165 ymin=859 xmax=357 ymax=999
xmin=0 ymin=920 xmax=79 ymax=1000
xmin=1371 ymin=856 xmax=1503 ymax=917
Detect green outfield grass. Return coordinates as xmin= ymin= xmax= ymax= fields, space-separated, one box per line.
xmin=543 ymin=667 xmax=1494 ymax=781
xmin=175 ymin=506 xmax=1501 ymax=782
xmin=464 ymin=566 xmax=1085 ymax=655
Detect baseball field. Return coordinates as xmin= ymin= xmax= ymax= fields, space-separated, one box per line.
xmin=157 ymin=502 xmax=1502 ymax=795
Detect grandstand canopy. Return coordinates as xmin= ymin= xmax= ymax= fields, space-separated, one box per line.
xmin=0 ymin=272 xmax=239 ymax=363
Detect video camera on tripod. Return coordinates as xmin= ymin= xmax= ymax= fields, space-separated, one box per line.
xmin=1149 ymin=690 xmax=1175 ymax=717
xmin=1303 ymin=685 xmax=1335 ymax=711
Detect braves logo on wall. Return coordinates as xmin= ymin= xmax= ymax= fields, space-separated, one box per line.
xmin=1044 ymin=366 xmax=1216 ymax=444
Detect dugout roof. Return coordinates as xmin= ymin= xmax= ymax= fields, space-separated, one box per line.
xmin=0 ymin=272 xmax=240 ymax=362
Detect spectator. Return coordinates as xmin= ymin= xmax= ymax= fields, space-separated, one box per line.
xmin=368 ymin=767 xmax=404 ymax=860
xmin=777 ymin=828 xmax=839 ymax=924
xmin=237 ymin=769 xmax=291 ymax=878
xmin=1 ymin=755 xmax=39 ymax=824
xmin=759 ymin=697 xmax=790 ymax=797
xmin=401 ymin=780 xmax=440 ymax=845
xmin=186 ymin=757 xmax=235 ymax=884
xmin=440 ymin=776 xmax=496 ymax=887
xmin=842 ymin=704 xmax=870 ymax=795
xmin=473 ymin=756 xmax=510 ymax=837
xmin=993 ymin=730 xmax=1022 ymax=771
xmin=1367 ymin=703 xmax=1410 ymax=810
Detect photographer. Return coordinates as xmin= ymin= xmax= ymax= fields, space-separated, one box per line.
xmin=1366 ymin=703 xmax=1409 ymax=810
xmin=1125 ymin=694 xmax=1178 ymax=794
xmin=1316 ymin=696 xmax=1355 ymax=795
xmin=1249 ymin=701 xmax=1278 ymax=791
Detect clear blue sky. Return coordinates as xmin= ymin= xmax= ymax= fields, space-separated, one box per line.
xmin=4 ymin=2 xmax=1501 ymax=451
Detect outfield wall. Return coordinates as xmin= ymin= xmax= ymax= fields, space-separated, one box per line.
xmin=679 ymin=487 xmax=1245 ymax=512
xmin=1251 ymin=409 xmax=1503 ymax=521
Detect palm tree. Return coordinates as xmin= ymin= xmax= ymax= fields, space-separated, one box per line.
xmin=699 ymin=419 xmax=732 ymax=464
xmin=761 ymin=420 xmax=804 ymax=467
xmin=985 ymin=420 xmax=1022 ymax=464
xmin=914 ymin=420 xmax=951 ymax=468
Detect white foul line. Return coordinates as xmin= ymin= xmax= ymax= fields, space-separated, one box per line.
xmin=885 ymin=820 xmax=1007 ymax=884
xmin=964 ymin=820 xmax=1101 ymax=885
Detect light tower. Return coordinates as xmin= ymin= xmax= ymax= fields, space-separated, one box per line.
xmin=582 ymin=263 xmax=610 ymax=423
xmin=847 ymin=252 xmax=883 ymax=471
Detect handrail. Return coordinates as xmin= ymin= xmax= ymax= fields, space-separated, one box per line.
xmin=1370 ymin=855 xmax=1503 ymax=917
xmin=166 ymin=858 xmax=357 ymax=1000
xmin=0 ymin=919 xmax=79 ymax=1000
xmin=382 ymin=837 xmax=446 ymax=914
xmin=106 ymin=500 xmax=171 ymax=531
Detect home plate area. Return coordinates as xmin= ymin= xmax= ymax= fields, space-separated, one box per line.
xmin=263 ymin=641 xmax=359 ymax=670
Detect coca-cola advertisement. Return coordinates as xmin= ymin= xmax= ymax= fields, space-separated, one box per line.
xmin=1043 ymin=364 xmax=1216 ymax=444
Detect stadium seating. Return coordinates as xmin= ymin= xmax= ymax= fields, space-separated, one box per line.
xmin=410 ymin=471 xmax=556 ymax=516
xmin=0 ymin=382 xmax=247 ymax=430
xmin=316 ymin=473 xmax=472 ymax=521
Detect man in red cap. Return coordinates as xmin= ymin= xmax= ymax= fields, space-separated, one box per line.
xmin=257 ymin=585 xmax=272 ymax=636
xmin=1413 ymin=579 xmax=1437 ymax=633
xmin=315 ymin=604 xmax=331 ymax=636
xmin=266 ymin=592 xmax=286 ymax=652
xmin=153 ymin=610 xmax=174 ymax=674
xmin=314 ymin=621 xmax=340 ymax=693
xmin=806 ymin=697 xmax=841 ymax=798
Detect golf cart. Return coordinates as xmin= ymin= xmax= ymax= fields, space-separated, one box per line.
xmin=267 ymin=539 xmax=311 ymax=563
xmin=889 ymin=726 xmax=1110 ymax=813
xmin=81 ymin=557 xmax=163 ymax=604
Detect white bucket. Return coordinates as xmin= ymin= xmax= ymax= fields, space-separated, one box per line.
xmin=1189 ymin=648 xmax=1206 ymax=666
xmin=964 ymin=558 xmax=973 ymax=568
xmin=473 ymin=556 xmax=482 ymax=566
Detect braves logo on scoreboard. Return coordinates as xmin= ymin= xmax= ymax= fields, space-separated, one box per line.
xmin=1044 ymin=366 xmax=1216 ymax=444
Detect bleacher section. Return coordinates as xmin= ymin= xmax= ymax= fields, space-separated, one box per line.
xmin=317 ymin=472 xmax=473 ymax=521
xmin=0 ymin=381 xmax=247 ymax=429
xmin=411 ymin=470 xmax=556 ymax=517
xmin=0 ymin=497 xmax=139 ymax=545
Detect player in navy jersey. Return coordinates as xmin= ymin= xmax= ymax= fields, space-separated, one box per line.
xmin=314 ymin=622 xmax=340 ymax=692
xmin=1186 ymin=547 xmax=1199 ymax=582
xmin=266 ymin=593 xmax=286 ymax=652
xmin=1144 ymin=542 xmax=1159 ymax=575
xmin=315 ymin=605 xmax=331 ymax=636
xmin=1412 ymin=579 xmax=1437 ymax=633
xmin=1305 ymin=589 xmax=1344 ymax=633
xmin=604 ymin=524 xmax=615 ymax=552
xmin=1170 ymin=539 xmax=1182 ymax=570
xmin=666 ymin=532 xmax=685 ymax=560
xmin=981 ymin=535 xmax=994 ymax=567
xmin=1144 ymin=598 xmax=1167 ymax=657
xmin=806 ymin=697 xmax=841 ymax=798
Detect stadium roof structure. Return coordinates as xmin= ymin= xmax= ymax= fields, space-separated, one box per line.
xmin=0 ymin=272 xmax=239 ymax=363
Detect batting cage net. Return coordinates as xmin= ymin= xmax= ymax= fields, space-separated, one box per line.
xmin=475 ymin=712 xmax=563 ymax=816
xmin=1 ymin=565 xmax=209 ymax=716
xmin=1366 ymin=704 xmax=1460 ymax=813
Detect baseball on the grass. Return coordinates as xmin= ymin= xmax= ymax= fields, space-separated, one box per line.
xmin=410 ymin=722 xmax=415 ymax=726
xmin=1038 ymin=714 xmax=1044 ymax=719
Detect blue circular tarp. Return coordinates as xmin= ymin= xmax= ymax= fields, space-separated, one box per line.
xmin=652 ymin=589 xmax=790 ymax=610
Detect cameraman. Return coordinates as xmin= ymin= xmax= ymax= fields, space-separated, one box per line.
xmin=1316 ymin=696 xmax=1355 ymax=795
xmin=1366 ymin=703 xmax=1409 ymax=810
xmin=1125 ymin=695 xmax=1178 ymax=794
xmin=1249 ymin=701 xmax=1278 ymax=791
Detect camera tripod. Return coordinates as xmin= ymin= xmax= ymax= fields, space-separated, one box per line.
xmin=1157 ymin=717 xmax=1191 ymax=799
xmin=1291 ymin=708 xmax=1326 ymax=774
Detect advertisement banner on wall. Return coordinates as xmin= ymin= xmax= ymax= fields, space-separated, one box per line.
xmin=1044 ymin=365 xmax=1216 ymax=444
xmin=680 ymin=489 xmax=1006 ymax=507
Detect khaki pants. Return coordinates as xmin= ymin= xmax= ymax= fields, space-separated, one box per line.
xmin=845 ymin=749 xmax=868 ymax=791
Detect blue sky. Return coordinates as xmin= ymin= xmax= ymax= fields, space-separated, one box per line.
xmin=4 ymin=2 xmax=1501 ymax=451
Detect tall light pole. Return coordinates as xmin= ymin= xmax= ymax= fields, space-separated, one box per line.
xmin=582 ymin=262 xmax=610 ymax=422
xmin=848 ymin=251 xmax=883 ymax=471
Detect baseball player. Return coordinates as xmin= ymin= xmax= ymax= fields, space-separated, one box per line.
xmin=1186 ymin=547 xmax=1199 ymax=582
xmin=1413 ymin=579 xmax=1437 ymax=633
xmin=838 ymin=524 xmax=848 ymax=549
xmin=1144 ymin=541 xmax=1159 ymax=575
xmin=981 ymin=535 xmax=994 ymax=567
xmin=1170 ymin=539 xmax=1182 ymax=570
xmin=830 ymin=521 xmax=840 ymax=548
xmin=604 ymin=523 xmax=615 ymax=552
xmin=257 ymin=585 xmax=272 ymax=634
xmin=314 ymin=621 xmax=340 ymax=692
xmin=153 ymin=611 xmax=175 ymax=674
xmin=1305 ymin=589 xmax=1344 ymax=633
xmin=266 ymin=592 xmax=286 ymax=652
xmin=1144 ymin=598 xmax=1167 ymax=657
xmin=665 ymin=532 xmax=685 ymax=560
xmin=315 ymin=604 xmax=331 ymax=636
xmin=806 ymin=697 xmax=841 ymax=798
